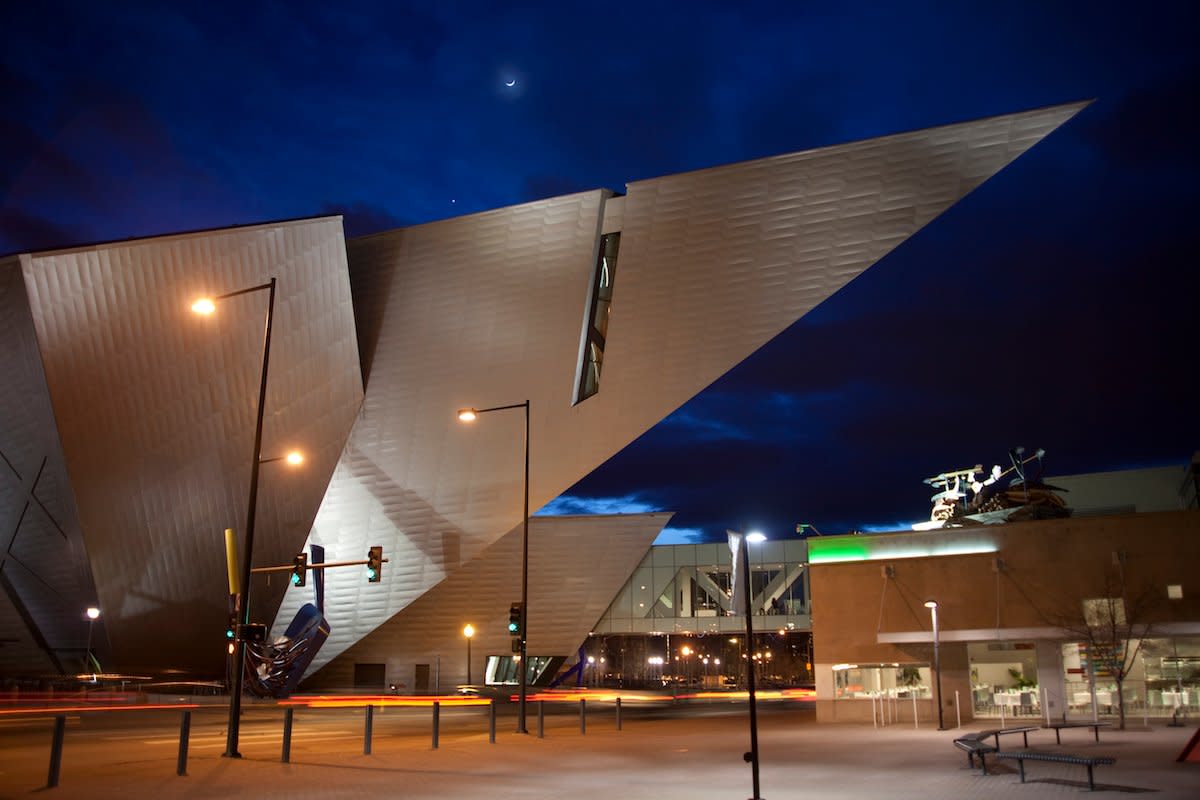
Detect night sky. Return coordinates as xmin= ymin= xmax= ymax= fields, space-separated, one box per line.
xmin=3 ymin=2 xmax=1197 ymax=542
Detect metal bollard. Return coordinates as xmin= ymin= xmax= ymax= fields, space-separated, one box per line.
xmin=364 ymin=704 xmax=374 ymax=755
xmin=615 ymin=697 xmax=622 ymax=731
xmin=489 ymin=700 xmax=496 ymax=743
xmin=282 ymin=706 xmax=294 ymax=763
xmin=580 ymin=698 xmax=586 ymax=734
xmin=177 ymin=710 xmax=192 ymax=776
xmin=432 ymin=701 xmax=440 ymax=750
xmin=537 ymin=700 xmax=544 ymax=738
xmin=47 ymin=714 xmax=66 ymax=788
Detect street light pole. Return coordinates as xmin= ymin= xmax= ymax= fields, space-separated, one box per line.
xmin=464 ymin=624 xmax=475 ymax=685
xmin=193 ymin=278 xmax=277 ymax=759
xmin=84 ymin=607 xmax=100 ymax=676
xmin=925 ymin=600 xmax=945 ymax=730
xmin=457 ymin=401 xmax=530 ymax=733
xmin=735 ymin=530 xmax=766 ymax=800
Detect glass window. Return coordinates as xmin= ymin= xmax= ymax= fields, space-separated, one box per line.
xmin=833 ymin=663 xmax=932 ymax=699
xmin=576 ymin=232 xmax=620 ymax=402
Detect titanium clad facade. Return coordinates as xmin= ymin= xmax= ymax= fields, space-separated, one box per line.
xmin=299 ymin=512 xmax=672 ymax=691
xmin=284 ymin=192 xmax=609 ymax=674
xmin=294 ymin=103 xmax=1086 ymax=678
xmin=8 ymin=218 xmax=363 ymax=673
xmin=0 ymin=256 xmax=94 ymax=675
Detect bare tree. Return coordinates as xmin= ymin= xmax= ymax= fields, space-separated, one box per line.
xmin=1048 ymin=554 xmax=1156 ymax=730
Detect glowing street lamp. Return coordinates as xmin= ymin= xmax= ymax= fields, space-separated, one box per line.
xmin=259 ymin=450 xmax=304 ymax=466
xmin=456 ymin=401 xmax=530 ymax=733
xmin=463 ymin=623 xmax=475 ymax=685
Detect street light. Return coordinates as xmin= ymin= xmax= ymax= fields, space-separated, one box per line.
xmin=456 ymin=401 xmax=530 ymax=733
xmin=463 ymin=624 xmax=475 ymax=685
xmin=730 ymin=528 xmax=767 ymax=800
xmin=84 ymin=607 xmax=100 ymax=677
xmin=192 ymin=278 xmax=285 ymax=759
xmin=925 ymin=600 xmax=945 ymax=730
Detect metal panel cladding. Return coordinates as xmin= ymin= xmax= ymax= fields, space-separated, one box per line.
xmin=298 ymin=512 xmax=673 ymax=691
xmin=16 ymin=217 xmax=363 ymax=673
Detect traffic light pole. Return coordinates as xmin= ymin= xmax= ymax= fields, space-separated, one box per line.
xmin=224 ymin=279 xmax=276 ymax=760
xmin=519 ymin=400 xmax=529 ymax=734
xmin=249 ymin=556 xmax=389 ymax=576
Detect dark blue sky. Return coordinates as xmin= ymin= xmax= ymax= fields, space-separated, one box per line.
xmin=3 ymin=2 xmax=1197 ymax=541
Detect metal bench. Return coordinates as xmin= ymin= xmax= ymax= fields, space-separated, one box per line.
xmin=1043 ymin=720 xmax=1110 ymax=744
xmin=996 ymin=750 xmax=1116 ymax=791
xmin=976 ymin=725 xmax=1039 ymax=749
xmin=953 ymin=736 xmax=998 ymax=773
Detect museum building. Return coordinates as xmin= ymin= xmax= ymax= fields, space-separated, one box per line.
xmin=1 ymin=103 xmax=1089 ymax=694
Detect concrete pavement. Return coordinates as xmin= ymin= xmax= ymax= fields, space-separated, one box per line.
xmin=1 ymin=704 xmax=1196 ymax=798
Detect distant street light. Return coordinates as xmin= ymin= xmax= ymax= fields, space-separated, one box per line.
xmin=925 ymin=600 xmax=945 ymax=730
xmin=463 ymin=624 xmax=475 ymax=685
xmin=84 ymin=607 xmax=101 ymax=677
xmin=456 ymin=401 xmax=530 ymax=733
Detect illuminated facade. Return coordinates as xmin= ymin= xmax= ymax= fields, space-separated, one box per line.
xmin=0 ymin=102 xmax=1085 ymax=683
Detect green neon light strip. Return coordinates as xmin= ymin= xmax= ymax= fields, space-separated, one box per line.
xmin=807 ymin=540 xmax=870 ymax=563
xmin=809 ymin=538 xmax=996 ymax=564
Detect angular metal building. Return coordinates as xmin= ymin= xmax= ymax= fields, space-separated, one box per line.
xmin=0 ymin=103 xmax=1085 ymax=684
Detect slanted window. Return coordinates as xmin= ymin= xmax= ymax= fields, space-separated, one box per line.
xmin=576 ymin=232 xmax=620 ymax=402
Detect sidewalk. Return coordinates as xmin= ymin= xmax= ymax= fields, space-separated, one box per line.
xmin=1 ymin=705 xmax=1196 ymax=798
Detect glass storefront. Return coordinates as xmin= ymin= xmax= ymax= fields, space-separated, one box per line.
xmin=833 ymin=663 xmax=932 ymax=700
xmin=1063 ymin=636 xmax=1200 ymax=718
xmin=967 ymin=636 xmax=1200 ymax=719
xmin=968 ymin=641 xmax=1041 ymax=718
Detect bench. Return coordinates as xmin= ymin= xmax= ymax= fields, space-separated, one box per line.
xmin=996 ymin=750 xmax=1116 ymax=791
xmin=953 ymin=736 xmax=997 ymax=774
xmin=953 ymin=726 xmax=1037 ymax=773
xmin=976 ymin=725 xmax=1039 ymax=749
xmin=1043 ymin=720 xmax=1110 ymax=744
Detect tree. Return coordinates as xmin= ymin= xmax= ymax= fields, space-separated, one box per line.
xmin=1048 ymin=555 xmax=1156 ymax=730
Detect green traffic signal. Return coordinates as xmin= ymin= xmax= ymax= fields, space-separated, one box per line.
xmin=291 ymin=553 xmax=307 ymax=587
xmin=367 ymin=546 xmax=382 ymax=583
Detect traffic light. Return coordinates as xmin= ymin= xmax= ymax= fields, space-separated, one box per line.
xmin=291 ymin=553 xmax=307 ymax=587
xmin=508 ymin=603 xmax=523 ymax=637
xmin=367 ymin=546 xmax=382 ymax=582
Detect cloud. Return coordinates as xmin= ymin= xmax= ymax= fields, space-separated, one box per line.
xmin=536 ymin=494 xmax=663 ymax=517
xmin=653 ymin=527 xmax=706 ymax=545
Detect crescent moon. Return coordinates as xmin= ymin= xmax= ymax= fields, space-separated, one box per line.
xmin=505 ymin=79 xmax=516 ymax=87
